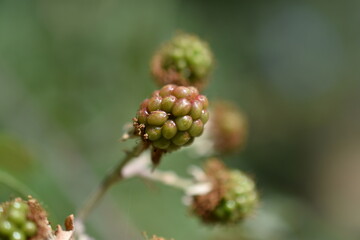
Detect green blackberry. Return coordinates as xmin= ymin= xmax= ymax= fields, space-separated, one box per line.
xmin=151 ymin=33 xmax=214 ymax=91
xmin=0 ymin=198 xmax=50 ymax=240
xmin=192 ymin=159 xmax=258 ymax=224
xmin=134 ymin=85 xmax=209 ymax=163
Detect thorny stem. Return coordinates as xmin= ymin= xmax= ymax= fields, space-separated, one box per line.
xmin=77 ymin=142 xmax=147 ymax=221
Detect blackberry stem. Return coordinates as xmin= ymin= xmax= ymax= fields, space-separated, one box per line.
xmin=77 ymin=142 xmax=148 ymax=221
xmin=138 ymin=168 xmax=212 ymax=197
xmin=139 ymin=170 xmax=193 ymax=191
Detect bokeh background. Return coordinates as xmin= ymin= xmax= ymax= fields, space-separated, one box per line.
xmin=1 ymin=1 xmax=360 ymax=239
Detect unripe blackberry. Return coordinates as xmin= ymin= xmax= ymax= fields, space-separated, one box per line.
xmin=193 ymin=101 xmax=247 ymax=156
xmin=211 ymin=101 xmax=248 ymax=154
xmin=151 ymin=33 xmax=214 ymax=91
xmin=0 ymin=198 xmax=50 ymax=240
xmin=134 ymin=85 xmax=209 ymax=163
xmin=192 ymin=159 xmax=258 ymax=224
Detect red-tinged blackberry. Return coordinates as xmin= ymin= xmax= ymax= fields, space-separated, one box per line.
xmin=133 ymin=84 xmax=209 ymax=164
xmin=151 ymin=33 xmax=214 ymax=91
xmin=192 ymin=159 xmax=258 ymax=224
xmin=0 ymin=198 xmax=51 ymax=240
xmin=211 ymin=101 xmax=248 ymax=154
xmin=191 ymin=100 xmax=247 ymax=157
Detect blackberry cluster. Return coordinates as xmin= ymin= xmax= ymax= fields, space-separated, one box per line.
xmin=134 ymin=84 xmax=209 ymax=152
xmin=192 ymin=159 xmax=258 ymax=224
xmin=0 ymin=199 xmax=37 ymax=240
xmin=151 ymin=34 xmax=213 ymax=90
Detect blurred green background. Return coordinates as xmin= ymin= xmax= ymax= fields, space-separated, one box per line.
xmin=1 ymin=0 xmax=360 ymax=239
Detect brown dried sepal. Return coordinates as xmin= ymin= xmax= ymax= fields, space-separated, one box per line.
xmin=151 ymin=53 xmax=207 ymax=91
xmin=64 ymin=214 xmax=74 ymax=231
xmin=133 ymin=118 xmax=146 ymax=138
xmin=192 ymin=159 xmax=230 ymax=223
xmin=27 ymin=197 xmax=52 ymax=240
xmin=133 ymin=118 xmax=162 ymax=165
xmin=54 ymin=215 xmax=74 ymax=240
